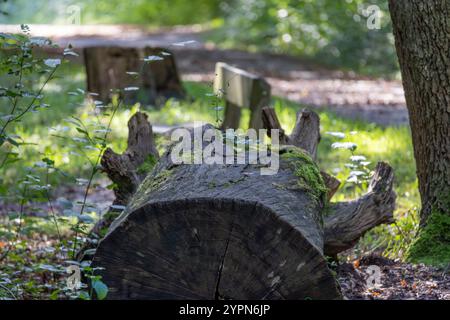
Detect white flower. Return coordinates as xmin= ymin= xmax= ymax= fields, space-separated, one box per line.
xmin=278 ymin=9 xmax=288 ymax=18
xmin=124 ymin=87 xmax=139 ymax=91
xmin=331 ymin=142 xmax=357 ymax=151
xmin=350 ymin=155 xmax=367 ymax=162
xmin=282 ymin=33 xmax=292 ymax=43
xmin=143 ymin=55 xmax=164 ymax=62
xmin=326 ymin=131 xmax=346 ymax=139
xmin=44 ymin=59 xmax=61 ymax=68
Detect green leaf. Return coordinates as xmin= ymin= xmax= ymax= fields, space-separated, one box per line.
xmin=38 ymin=264 xmax=61 ymax=273
xmin=50 ymin=289 xmax=60 ymax=300
xmin=92 ymin=280 xmax=108 ymax=300
xmin=78 ymin=215 xmax=94 ymax=224
xmin=76 ymin=127 xmax=89 ymax=135
xmin=78 ymin=290 xmax=90 ymax=300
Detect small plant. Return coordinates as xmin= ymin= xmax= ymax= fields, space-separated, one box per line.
xmin=205 ymin=78 xmax=224 ymax=127
xmin=0 ymin=25 xmax=116 ymax=299
xmin=327 ymin=131 xmax=371 ymax=191
xmin=0 ymin=25 xmax=69 ymax=263
xmin=56 ymin=93 xmax=122 ymax=258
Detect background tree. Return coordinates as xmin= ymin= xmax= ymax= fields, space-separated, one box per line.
xmin=389 ymin=0 xmax=450 ymax=264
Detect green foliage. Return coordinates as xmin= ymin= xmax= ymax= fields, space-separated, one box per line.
xmin=3 ymin=0 xmax=398 ymax=76
xmin=0 ymin=27 xmax=117 ymax=299
xmin=91 ymin=279 xmax=108 ymax=300
xmin=1 ymin=0 xmax=222 ymax=26
xmin=215 ymin=0 xmax=398 ymax=77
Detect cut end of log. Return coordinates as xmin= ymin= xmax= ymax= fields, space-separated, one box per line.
xmin=94 ymin=199 xmax=341 ymax=299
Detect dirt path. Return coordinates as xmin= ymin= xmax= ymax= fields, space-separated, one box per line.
xmin=0 ymin=24 xmax=409 ymax=126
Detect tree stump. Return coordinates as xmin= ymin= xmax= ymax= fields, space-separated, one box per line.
xmin=84 ymin=47 xmax=186 ymax=106
xmin=91 ymin=109 xmax=396 ymax=300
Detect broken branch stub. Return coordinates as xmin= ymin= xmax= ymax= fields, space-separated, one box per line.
xmin=101 ymin=112 xmax=159 ymax=205
xmin=323 ymin=162 xmax=396 ymax=256
xmin=261 ymin=107 xmax=291 ymax=145
xmin=290 ymin=109 xmax=321 ymax=160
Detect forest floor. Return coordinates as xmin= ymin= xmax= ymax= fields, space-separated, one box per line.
xmin=337 ymin=255 xmax=450 ymax=300
xmin=0 ymin=24 xmax=408 ymax=126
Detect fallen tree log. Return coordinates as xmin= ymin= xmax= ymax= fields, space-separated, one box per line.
xmin=91 ymin=109 xmax=396 ymax=300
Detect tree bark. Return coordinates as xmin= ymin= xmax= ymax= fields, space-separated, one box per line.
xmin=389 ymin=0 xmax=450 ymax=223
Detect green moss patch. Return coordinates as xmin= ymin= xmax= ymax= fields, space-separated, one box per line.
xmin=141 ymin=169 xmax=173 ymax=194
xmin=280 ymin=146 xmax=328 ymax=205
xmin=407 ymin=211 xmax=450 ymax=267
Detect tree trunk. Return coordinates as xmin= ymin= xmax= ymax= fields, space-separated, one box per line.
xmin=389 ymin=0 xmax=450 ymax=223
xmin=90 ymin=110 xmax=396 ymax=300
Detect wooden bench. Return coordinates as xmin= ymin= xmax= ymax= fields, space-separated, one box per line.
xmin=214 ymin=62 xmax=271 ymax=130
